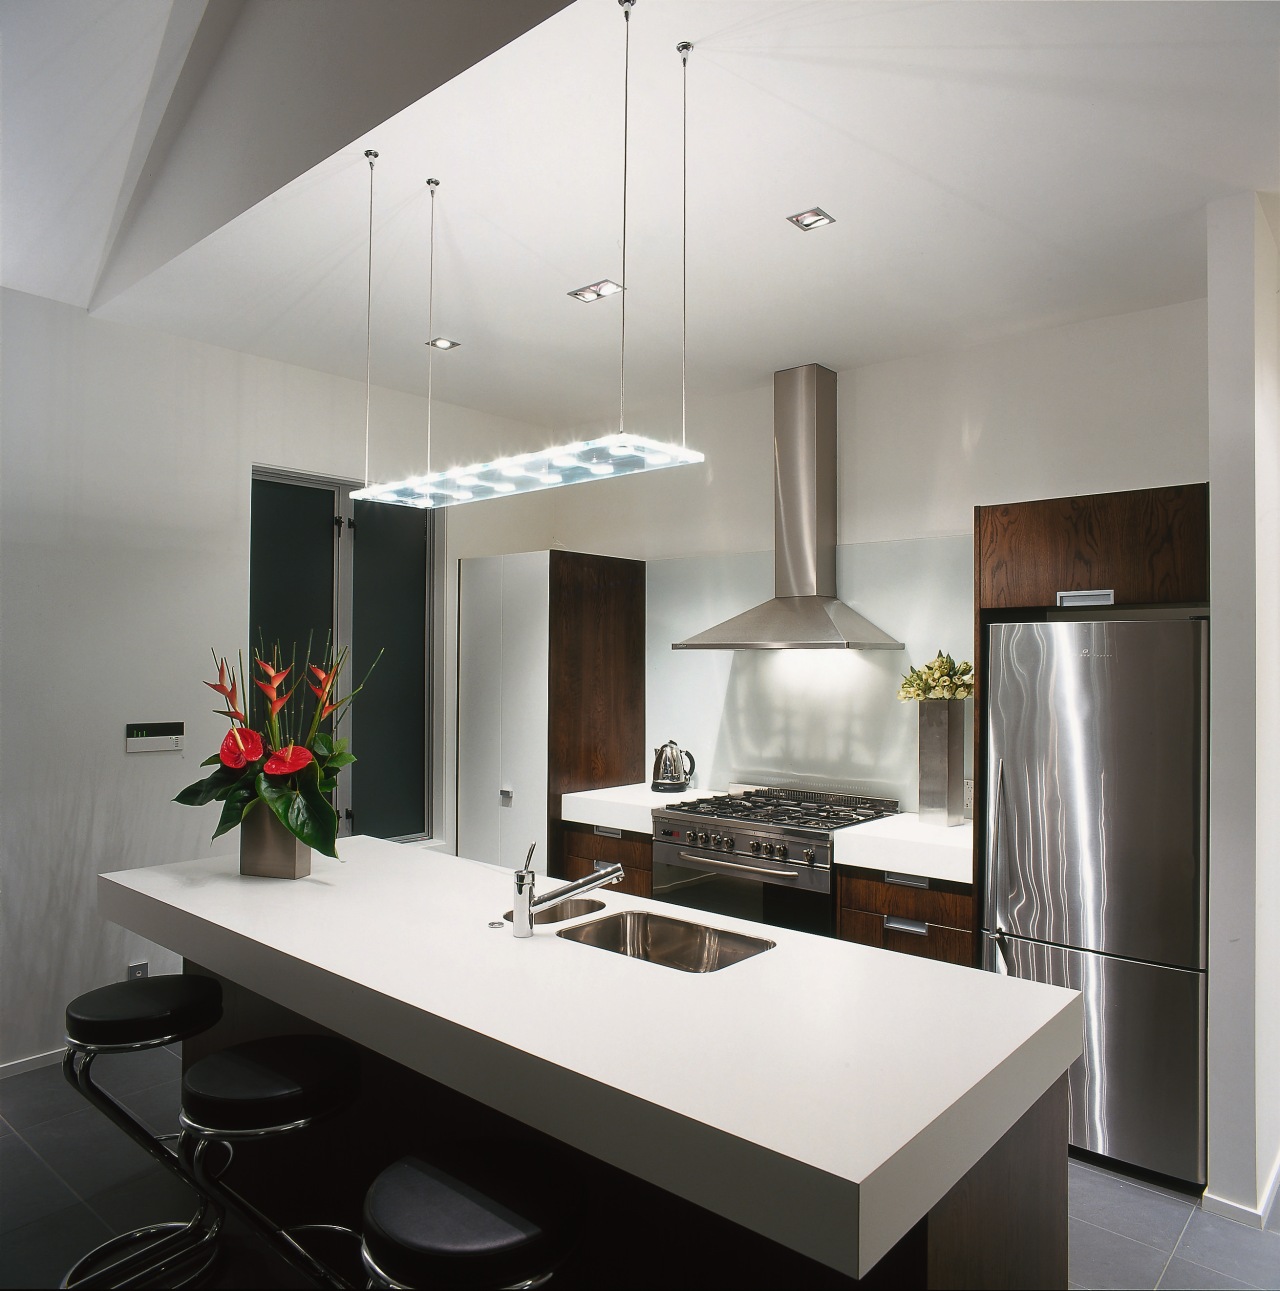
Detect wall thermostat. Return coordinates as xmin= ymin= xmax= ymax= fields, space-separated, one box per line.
xmin=125 ymin=722 xmax=184 ymax=753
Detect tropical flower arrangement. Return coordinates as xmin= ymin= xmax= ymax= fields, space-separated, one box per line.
xmin=898 ymin=650 xmax=974 ymax=702
xmin=175 ymin=642 xmax=377 ymax=858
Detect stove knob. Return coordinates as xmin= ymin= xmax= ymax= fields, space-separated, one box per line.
xmin=776 ymin=844 xmax=788 ymax=859
xmin=803 ymin=847 xmax=816 ymax=864
xmin=723 ymin=836 xmax=734 ymax=850
xmin=686 ymin=831 xmax=697 ymax=843
xmin=762 ymin=842 xmax=775 ymax=858
xmin=710 ymin=834 xmax=721 ymax=847
xmin=749 ymin=840 xmax=761 ymax=855
xmin=697 ymin=832 xmax=708 ymax=846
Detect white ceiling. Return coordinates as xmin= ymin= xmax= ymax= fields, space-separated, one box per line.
xmin=5 ymin=1 xmax=1280 ymax=432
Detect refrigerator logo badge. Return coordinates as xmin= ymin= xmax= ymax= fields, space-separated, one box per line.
xmin=1080 ymin=649 xmax=1114 ymax=658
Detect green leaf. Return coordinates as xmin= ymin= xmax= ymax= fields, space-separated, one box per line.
xmin=325 ymin=752 xmax=356 ymax=770
xmin=175 ymin=763 xmax=247 ymax=806
xmin=331 ymin=737 xmax=349 ymax=755
xmin=311 ymin=732 xmax=334 ymax=757
xmin=212 ymin=780 xmax=258 ymax=840
xmin=255 ymin=765 xmax=338 ymax=858
xmin=199 ymin=753 xmax=222 ymax=767
xmin=316 ymin=777 xmax=338 ymax=794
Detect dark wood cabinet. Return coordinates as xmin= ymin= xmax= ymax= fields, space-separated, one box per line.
xmin=975 ymin=483 xmax=1208 ymax=611
xmin=836 ymin=868 xmax=975 ymax=966
xmin=561 ymin=822 xmax=652 ymax=898
xmin=547 ymin=552 xmax=647 ymax=880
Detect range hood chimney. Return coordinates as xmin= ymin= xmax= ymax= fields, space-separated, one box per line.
xmin=673 ymin=364 xmax=903 ymax=651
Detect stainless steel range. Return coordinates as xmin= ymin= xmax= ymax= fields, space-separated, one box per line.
xmin=652 ymin=788 xmax=898 ymax=934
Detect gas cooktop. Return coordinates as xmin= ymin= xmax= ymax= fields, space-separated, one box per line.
xmin=661 ymin=787 xmax=899 ymax=834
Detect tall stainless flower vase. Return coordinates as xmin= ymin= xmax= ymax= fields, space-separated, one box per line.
xmin=239 ymin=803 xmax=312 ymax=879
xmin=918 ymin=699 xmax=965 ymax=826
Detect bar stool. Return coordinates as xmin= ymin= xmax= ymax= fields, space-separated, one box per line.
xmin=177 ymin=1033 xmax=361 ymax=1290
xmin=360 ymin=1142 xmax=583 ymax=1290
xmin=62 ymin=973 xmax=224 ymax=1289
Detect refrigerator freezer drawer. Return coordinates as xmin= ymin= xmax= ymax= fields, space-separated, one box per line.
xmin=985 ymin=934 xmax=1205 ymax=1184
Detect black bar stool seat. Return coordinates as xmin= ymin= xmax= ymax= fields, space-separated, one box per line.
xmin=66 ymin=974 xmax=222 ymax=1049
xmin=361 ymin=1143 xmax=581 ymax=1290
xmin=62 ymin=973 xmax=224 ymax=1289
xmin=181 ymin=1034 xmax=360 ymax=1132
xmin=178 ymin=1033 xmax=361 ymax=1289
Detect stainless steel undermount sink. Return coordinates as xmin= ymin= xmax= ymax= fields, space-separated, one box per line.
xmin=557 ymin=910 xmax=775 ymax=973
xmin=502 ymin=898 xmax=606 ymax=926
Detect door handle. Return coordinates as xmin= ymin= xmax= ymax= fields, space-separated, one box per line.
xmin=677 ymin=851 xmax=800 ymax=879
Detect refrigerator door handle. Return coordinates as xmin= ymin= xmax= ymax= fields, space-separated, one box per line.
xmin=992 ymin=928 xmax=1011 ymax=976
xmin=986 ymin=757 xmax=1006 ymax=933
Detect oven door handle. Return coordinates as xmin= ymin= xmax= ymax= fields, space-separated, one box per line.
xmin=677 ymin=851 xmax=801 ymax=879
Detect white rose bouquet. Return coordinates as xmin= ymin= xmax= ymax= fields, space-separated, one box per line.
xmin=898 ymin=650 xmax=974 ymax=702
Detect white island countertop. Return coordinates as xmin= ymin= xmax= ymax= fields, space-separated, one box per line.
xmin=561 ymin=782 xmax=720 ymax=835
xmin=834 ymin=813 xmax=975 ymax=885
xmin=99 ymin=838 xmax=1077 ymax=1279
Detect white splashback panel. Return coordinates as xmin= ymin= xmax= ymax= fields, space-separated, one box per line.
xmin=646 ymin=536 xmax=973 ymax=810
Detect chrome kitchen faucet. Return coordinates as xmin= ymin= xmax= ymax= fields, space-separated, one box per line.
xmin=512 ymin=843 xmax=623 ymax=938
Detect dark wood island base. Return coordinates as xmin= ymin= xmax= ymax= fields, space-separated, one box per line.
xmin=184 ymin=967 xmax=1068 ymax=1290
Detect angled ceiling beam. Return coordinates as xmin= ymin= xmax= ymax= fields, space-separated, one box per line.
xmin=91 ymin=0 xmax=571 ymax=311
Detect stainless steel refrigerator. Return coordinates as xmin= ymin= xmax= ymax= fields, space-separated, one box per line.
xmin=983 ymin=619 xmax=1207 ymax=1183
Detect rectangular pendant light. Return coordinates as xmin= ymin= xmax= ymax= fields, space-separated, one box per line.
xmin=351 ymin=433 xmax=703 ymax=509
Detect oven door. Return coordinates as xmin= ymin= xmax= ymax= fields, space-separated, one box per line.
xmin=651 ymin=842 xmax=833 ymax=936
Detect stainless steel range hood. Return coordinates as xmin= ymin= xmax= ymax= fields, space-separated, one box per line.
xmin=673 ymin=364 xmax=903 ymax=650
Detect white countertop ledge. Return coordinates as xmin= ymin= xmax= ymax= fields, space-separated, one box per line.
xmin=561 ymin=782 xmax=717 ymax=835
xmin=99 ymin=838 xmax=1076 ymax=1279
xmin=834 ymin=813 xmax=975 ymax=885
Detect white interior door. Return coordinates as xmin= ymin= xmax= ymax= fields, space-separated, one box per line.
xmin=499 ymin=552 xmax=549 ymax=872
xmin=456 ymin=556 xmax=502 ymax=865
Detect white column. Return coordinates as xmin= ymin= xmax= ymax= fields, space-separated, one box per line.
xmin=1204 ymin=192 xmax=1280 ymax=1226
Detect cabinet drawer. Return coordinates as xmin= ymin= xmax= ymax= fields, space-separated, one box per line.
xmin=563 ymin=853 xmax=651 ymax=898
xmin=838 ymin=908 xmax=974 ymax=967
xmin=563 ymin=823 xmax=652 ymax=871
xmin=838 ymin=868 xmax=973 ymax=931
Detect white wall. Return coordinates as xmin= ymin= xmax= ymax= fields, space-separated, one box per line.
xmin=0 ymin=287 xmax=548 ymax=1066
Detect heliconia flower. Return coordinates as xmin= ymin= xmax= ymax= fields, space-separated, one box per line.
xmin=215 ymin=707 xmax=248 ymax=724
xmin=255 ymin=679 xmax=278 ymax=701
xmin=269 ymin=694 xmax=289 ymax=717
xmin=204 ymin=658 xmax=233 ymax=700
xmin=219 ymin=726 xmax=264 ymax=768
xmin=263 ymin=743 xmax=313 ymax=776
xmin=255 ymin=658 xmax=290 ymax=688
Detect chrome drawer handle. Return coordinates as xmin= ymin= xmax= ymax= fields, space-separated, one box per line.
xmin=677 ymin=851 xmax=799 ymax=878
xmin=594 ymin=825 xmax=621 ymax=838
xmin=884 ymin=871 xmax=928 ymax=889
xmin=884 ymin=915 xmax=929 ymax=937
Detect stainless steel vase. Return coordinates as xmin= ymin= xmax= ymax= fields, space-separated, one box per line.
xmin=918 ymin=699 xmax=964 ymax=826
xmin=239 ymin=803 xmax=312 ymax=879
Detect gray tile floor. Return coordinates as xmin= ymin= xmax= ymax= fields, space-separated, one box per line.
xmin=1 ymin=1052 xmax=1278 ymax=1288
xmin=1068 ymin=1156 xmax=1280 ymax=1290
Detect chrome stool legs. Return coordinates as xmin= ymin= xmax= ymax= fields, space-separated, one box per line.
xmin=61 ymin=1044 xmax=222 ymax=1290
xmin=178 ymin=1113 xmax=358 ymax=1291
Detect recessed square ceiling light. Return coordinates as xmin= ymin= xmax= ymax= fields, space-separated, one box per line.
xmin=786 ymin=208 xmax=835 ymax=231
xmin=568 ymin=279 xmax=624 ymax=302
xmin=426 ymin=337 xmax=460 ymax=350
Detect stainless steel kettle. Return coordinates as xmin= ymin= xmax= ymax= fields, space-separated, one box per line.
xmin=651 ymin=739 xmax=696 ymax=792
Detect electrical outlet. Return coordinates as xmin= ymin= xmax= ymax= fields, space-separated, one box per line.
xmin=127 ymin=962 xmax=148 ymax=980
xmin=963 ymin=779 xmax=974 ymax=811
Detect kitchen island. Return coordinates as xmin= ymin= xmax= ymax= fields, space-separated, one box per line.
xmin=99 ymin=837 xmax=1080 ymax=1287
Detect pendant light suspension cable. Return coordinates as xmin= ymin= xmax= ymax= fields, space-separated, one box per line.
xmin=678 ymin=40 xmax=692 ymax=452
xmin=362 ymin=149 xmax=378 ymax=489
xmin=425 ymin=178 xmax=439 ymax=477
xmin=618 ymin=0 xmax=634 ymax=437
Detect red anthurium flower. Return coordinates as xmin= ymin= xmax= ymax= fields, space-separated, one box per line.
xmin=219 ymin=727 xmax=264 ymax=768
xmin=263 ymin=743 xmax=313 ymax=776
